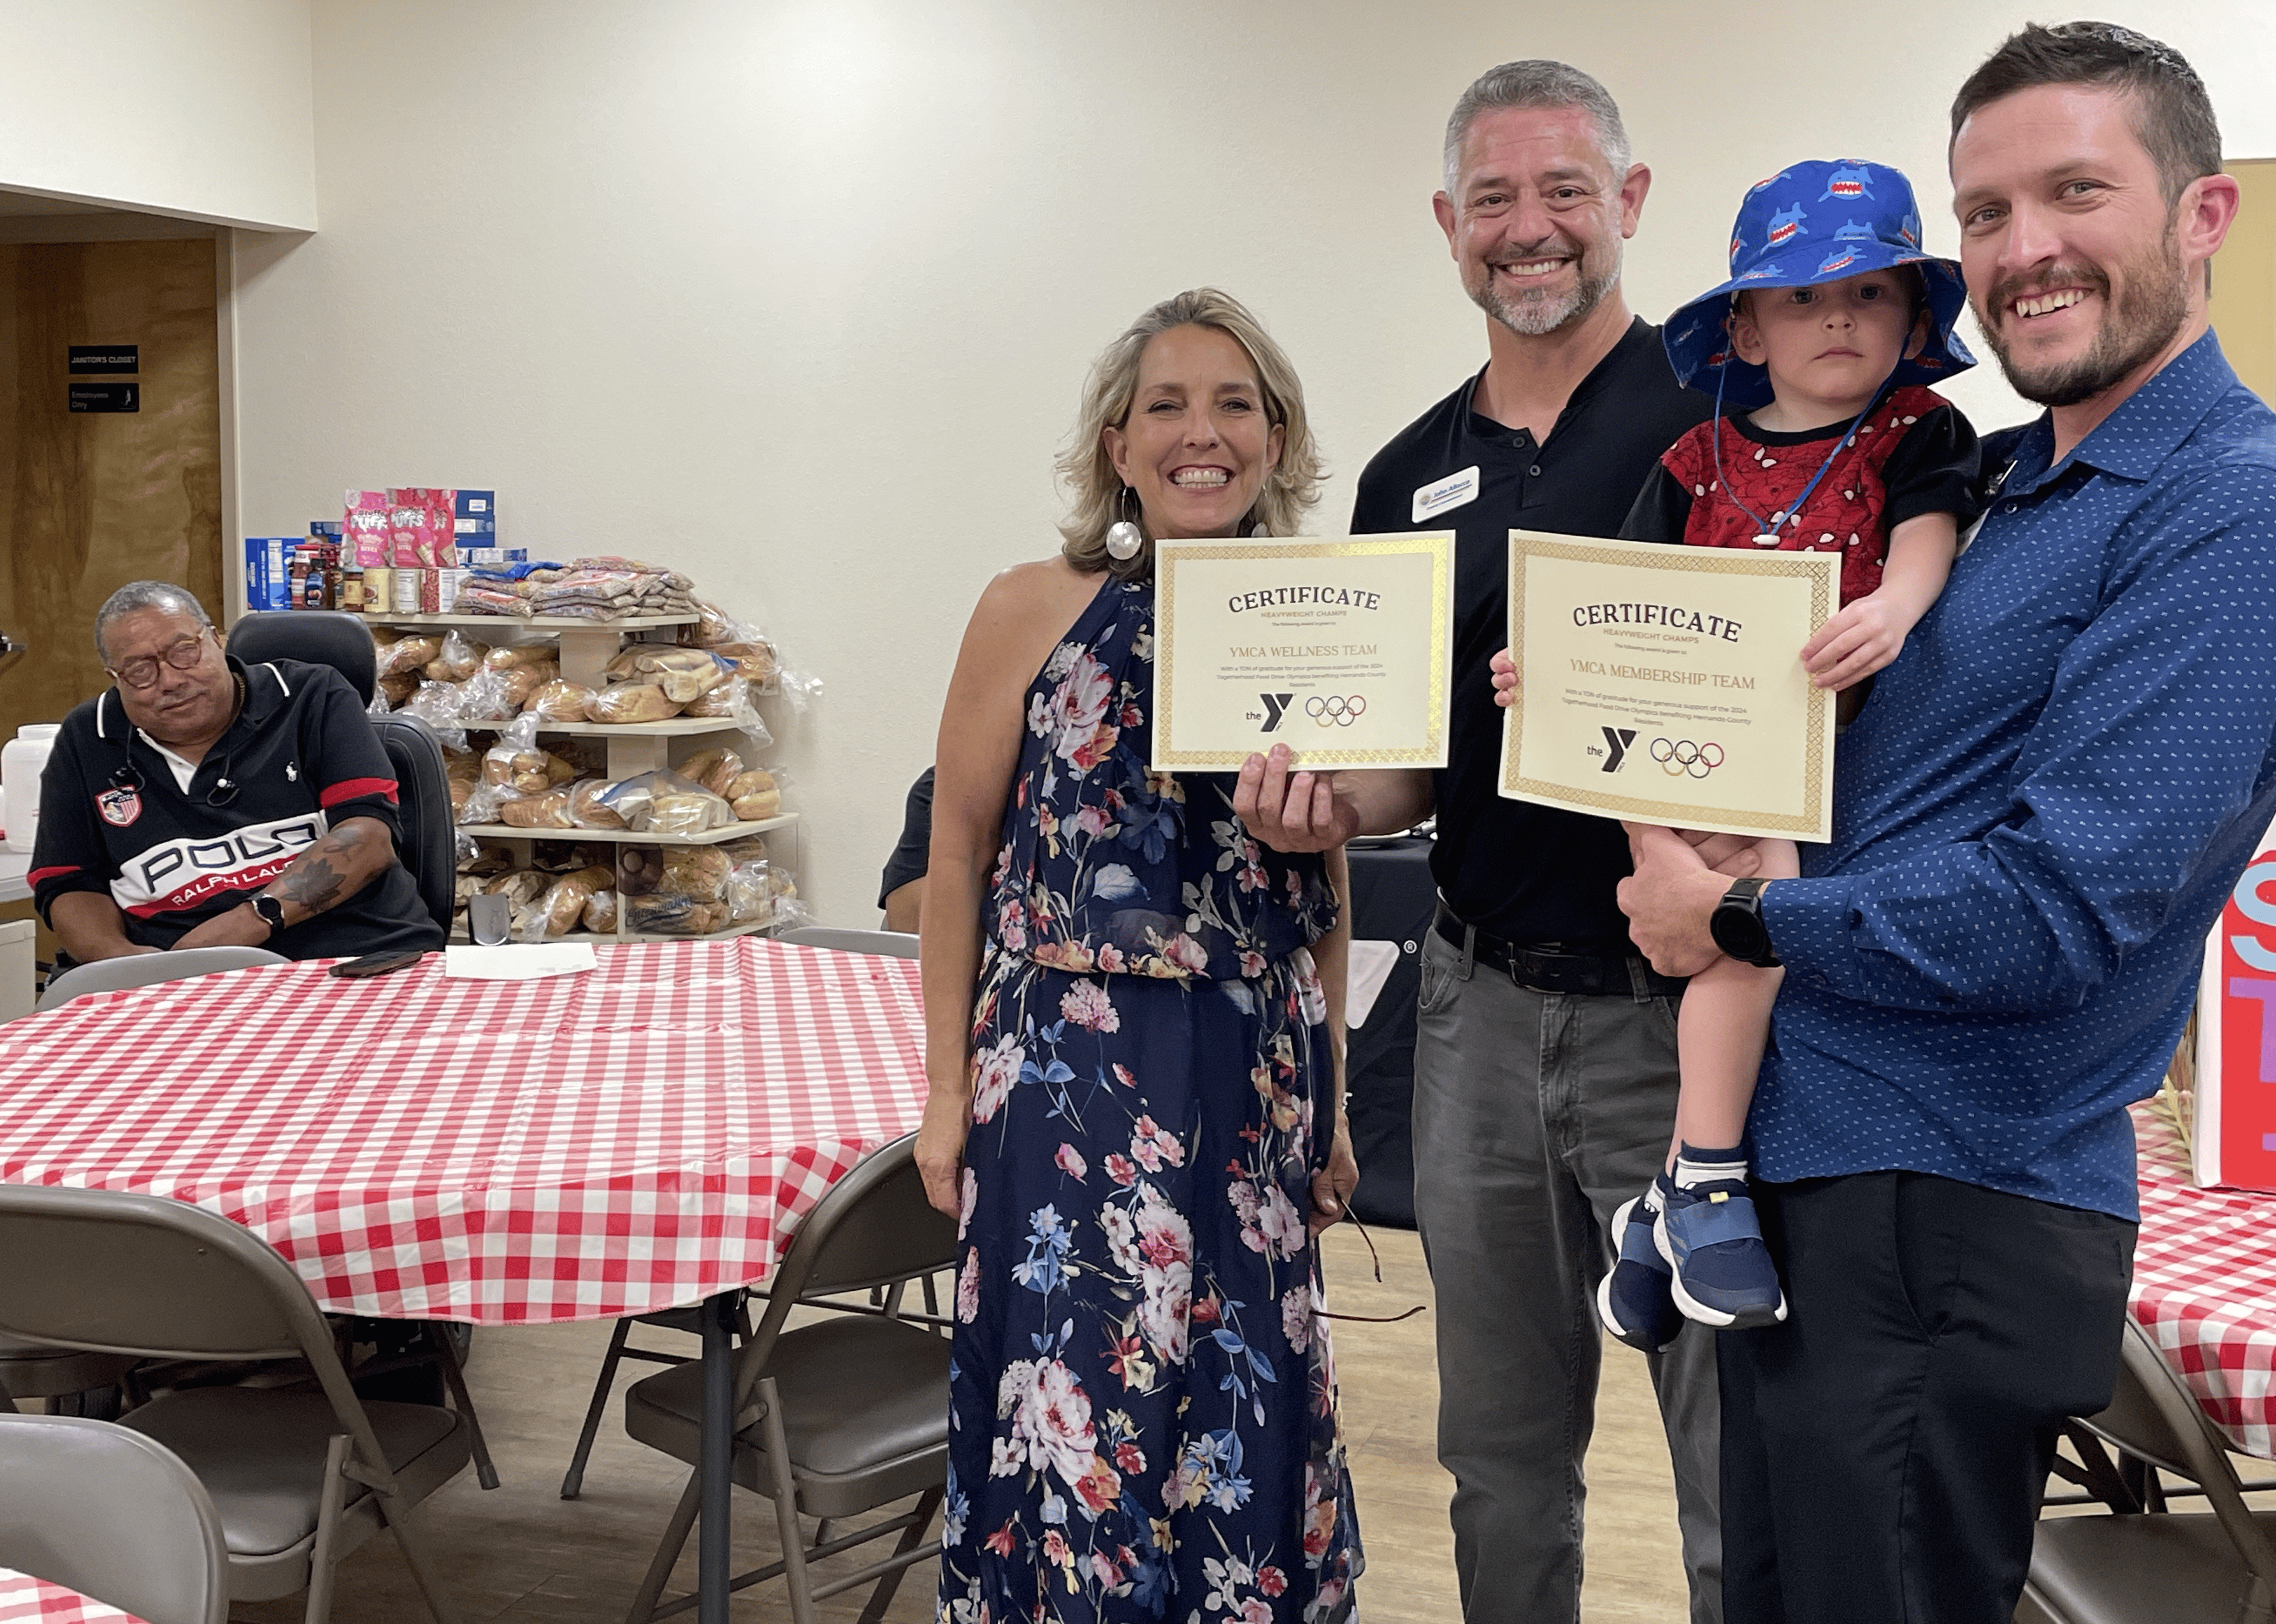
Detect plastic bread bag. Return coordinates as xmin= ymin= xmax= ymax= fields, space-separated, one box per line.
xmin=723 ymin=768 xmax=780 ymax=824
xmin=616 ymin=843 xmax=662 ymax=897
xmin=675 ymin=748 xmax=745 ymax=799
xmin=455 ymin=664 xmax=517 ymax=725
xmin=484 ymin=870 xmax=548 ymax=909
xmin=482 ymin=714 xmax=543 ymax=786
xmin=496 ymin=660 xmax=560 ymax=710
xmin=599 ymin=770 xmax=731 ymax=835
xmin=584 ymin=682 xmax=682 ymax=724
xmin=377 ymin=671 xmax=421 ymax=710
xmin=423 ymin=629 xmax=487 ymax=683
xmin=568 ymin=778 xmax=627 ymax=831
xmin=624 ymin=890 xmax=697 ymax=934
xmin=375 ymin=634 xmax=443 ymax=679
xmin=677 ymin=678 xmax=772 ymax=746
xmin=458 ymin=780 xmax=510 ymax=826
xmin=620 ymin=647 xmax=731 ymax=704
xmin=774 ymin=664 xmax=823 ymax=715
xmin=500 ymin=786 xmax=577 ymax=829
xmin=403 ymin=681 xmax=468 ymax=753
xmin=716 ymin=835 xmax=769 ymax=866
xmin=528 ymin=678 xmax=595 ymax=722
xmin=727 ymin=860 xmax=771 ymax=924
xmin=518 ymin=868 xmax=605 ymax=938
xmin=582 ymin=886 xmax=619 ymax=933
xmin=659 ymin=845 xmax=732 ymax=903
xmin=483 ymin=641 xmax=561 ymax=671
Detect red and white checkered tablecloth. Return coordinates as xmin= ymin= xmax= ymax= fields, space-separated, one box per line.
xmin=0 ymin=939 xmax=929 ymax=1326
xmin=2133 ymin=1101 xmax=2276 ymax=1457
xmin=0 ymin=1570 xmax=146 ymax=1624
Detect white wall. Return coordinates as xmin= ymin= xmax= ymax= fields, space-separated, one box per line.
xmin=0 ymin=0 xmax=315 ymax=229
xmin=230 ymin=0 xmax=2276 ymax=923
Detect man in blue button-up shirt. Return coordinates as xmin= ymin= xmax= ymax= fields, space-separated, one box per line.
xmin=1620 ymin=23 xmax=2276 ymax=1622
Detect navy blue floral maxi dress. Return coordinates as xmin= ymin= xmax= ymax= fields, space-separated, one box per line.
xmin=938 ymin=575 xmax=1363 ymax=1623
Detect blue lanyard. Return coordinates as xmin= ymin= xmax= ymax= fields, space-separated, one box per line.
xmin=1709 ymin=361 xmax=1886 ymax=546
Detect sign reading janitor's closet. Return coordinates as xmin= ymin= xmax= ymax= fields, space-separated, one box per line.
xmin=67 ymin=346 xmax=138 ymax=373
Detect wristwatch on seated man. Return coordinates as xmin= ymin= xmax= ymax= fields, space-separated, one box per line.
xmin=250 ymin=893 xmax=287 ymax=939
xmin=1709 ymin=877 xmax=1780 ymax=968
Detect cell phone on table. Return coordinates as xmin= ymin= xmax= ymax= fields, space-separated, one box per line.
xmin=329 ymin=949 xmax=429 ymax=980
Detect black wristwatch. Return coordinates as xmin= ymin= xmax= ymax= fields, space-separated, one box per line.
xmin=1709 ymin=877 xmax=1780 ymax=968
xmin=250 ymin=894 xmax=287 ymax=939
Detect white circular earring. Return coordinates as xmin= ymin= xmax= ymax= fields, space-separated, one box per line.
xmin=1105 ymin=487 xmax=1144 ymax=561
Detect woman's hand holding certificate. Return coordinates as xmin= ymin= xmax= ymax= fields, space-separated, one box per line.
xmin=1492 ymin=530 xmax=1840 ymax=842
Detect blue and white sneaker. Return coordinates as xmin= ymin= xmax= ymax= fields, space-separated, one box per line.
xmin=1596 ymin=1178 xmax=1685 ymax=1354
xmin=1654 ymin=1177 xmax=1788 ymax=1330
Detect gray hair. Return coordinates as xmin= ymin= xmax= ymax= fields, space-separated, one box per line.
xmin=95 ymin=580 xmax=211 ymax=660
xmin=1442 ymin=60 xmax=1632 ymax=196
xmin=1057 ymin=288 xmax=1324 ymax=581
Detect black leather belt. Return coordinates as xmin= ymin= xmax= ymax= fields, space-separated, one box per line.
xmin=1433 ymin=902 xmax=1687 ymax=998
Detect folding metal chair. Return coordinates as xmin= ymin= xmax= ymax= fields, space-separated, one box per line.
xmin=619 ymin=1132 xmax=956 ymax=1624
xmin=0 ymin=1334 xmax=137 ymax=1415
xmin=0 ymin=1412 xmax=229 ymax=1624
xmin=2021 ymin=1315 xmax=2276 ymax=1622
xmin=37 ymin=946 xmax=286 ymax=1013
xmin=0 ymin=1184 xmax=472 ymax=1624
xmin=557 ymin=924 xmax=937 ymax=1501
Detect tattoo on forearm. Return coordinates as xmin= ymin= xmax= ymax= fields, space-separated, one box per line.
xmin=272 ymin=822 xmax=372 ymax=918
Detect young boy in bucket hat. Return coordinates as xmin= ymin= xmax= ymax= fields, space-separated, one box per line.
xmin=1505 ymin=159 xmax=1986 ymax=1351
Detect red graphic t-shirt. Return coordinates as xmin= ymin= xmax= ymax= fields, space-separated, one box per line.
xmin=1645 ymin=384 xmax=1976 ymax=605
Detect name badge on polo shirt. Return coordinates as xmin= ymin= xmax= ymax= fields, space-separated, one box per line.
xmin=1412 ymin=465 xmax=1481 ymax=524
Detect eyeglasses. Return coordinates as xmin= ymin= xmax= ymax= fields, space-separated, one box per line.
xmin=108 ymin=631 xmax=212 ymax=690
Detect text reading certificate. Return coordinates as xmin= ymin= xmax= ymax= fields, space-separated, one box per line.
xmin=1152 ymin=533 xmax=1454 ymax=773
xmin=1498 ymin=531 xmax=1838 ymax=842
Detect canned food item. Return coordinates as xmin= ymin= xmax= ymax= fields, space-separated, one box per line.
xmin=362 ymin=567 xmax=390 ymax=614
xmin=340 ymin=567 xmax=365 ymax=612
xmin=392 ymin=567 xmax=421 ymax=615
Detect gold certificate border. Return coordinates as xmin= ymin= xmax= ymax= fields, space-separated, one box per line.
xmin=1498 ymin=532 xmax=1836 ymax=838
xmin=1154 ymin=533 xmax=1453 ymax=772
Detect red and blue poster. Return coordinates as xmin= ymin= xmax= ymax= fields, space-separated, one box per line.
xmin=2196 ymin=816 xmax=2276 ymax=1190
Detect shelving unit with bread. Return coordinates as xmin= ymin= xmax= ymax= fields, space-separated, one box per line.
xmin=365 ymin=610 xmax=801 ymax=943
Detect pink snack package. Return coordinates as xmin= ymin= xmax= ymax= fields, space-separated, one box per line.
xmin=344 ymin=490 xmax=393 ymax=567
xmin=387 ymin=487 xmax=458 ymax=569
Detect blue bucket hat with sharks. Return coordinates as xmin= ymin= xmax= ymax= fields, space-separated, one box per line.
xmin=1663 ymin=159 xmax=1974 ymax=411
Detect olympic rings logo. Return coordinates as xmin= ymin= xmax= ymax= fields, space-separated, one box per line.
xmin=1650 ymin=738 xmax=1725 ymax=778
xmin=1305 ymin=695 xmax=1367 ymax=727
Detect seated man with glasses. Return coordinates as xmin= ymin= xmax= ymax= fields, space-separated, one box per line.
xmin=28 ymin=580 xmax=441 ymax=963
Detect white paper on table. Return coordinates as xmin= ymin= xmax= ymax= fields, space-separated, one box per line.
xmin=443 ymin=943 xmax=599 ymax=981
xmin=1346 ymin=939 xmax=1402 ymax=1028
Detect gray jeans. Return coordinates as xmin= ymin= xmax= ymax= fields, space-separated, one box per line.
xmin=1411 ymin=927 xmax=1722 ymax=1624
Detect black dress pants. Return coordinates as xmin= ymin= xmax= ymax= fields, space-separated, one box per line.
xmin=1719 ymin=1171 xmax=2136 ymax=1623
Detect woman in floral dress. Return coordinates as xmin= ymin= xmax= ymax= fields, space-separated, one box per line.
xmin=918 ymin=289 xmax=1363 ymax=1623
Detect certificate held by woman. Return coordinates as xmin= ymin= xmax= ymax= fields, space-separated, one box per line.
xmin=1150 ymin=531 xmax=1455 ymax=772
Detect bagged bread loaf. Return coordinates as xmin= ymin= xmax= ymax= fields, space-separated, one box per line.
xmin=531 ymin=867 xmax=610 ymax=935
xmin=582 ymin=887 xmax=619 ymax=932
xmin=484 ymin=870 xmax=547 ymax=909
xmin=378 ymin=671 xmax=421 ymax=708
xmin=528 ymin=679 xmax=594 ymax=722
xmin=721 ymin=768 xmax=780 ymax=822
xmin=568 ymin=778 xmax=627 ymax=830
xmin=677 ymin=749 xmax=746 ymax=799
xmin=599 ymin=770 xmax=730 ymax=835
xmin=496 ymin=660 xmax=560 ymax=708
xmin=660 ymin=846 xmax=732 ymax=902
xmin=717 ymin=836 xmax=768 ymax=865
xmin=484 ymin=642 xmax=561 ymax=671
xmin=630 ymin=648 xmax=732 ymax=703
xmin=585 ymin=682 xmax=681 ymax=724
xmin=422 ymin=630 xmax=487 ymax=683
xmin=625 ymin=892 xmax=730 ymax=935
xmin=375 ymin=635 xmax=442 ymax=678
xmin=500 ymin=786 xmax=576 ymax=829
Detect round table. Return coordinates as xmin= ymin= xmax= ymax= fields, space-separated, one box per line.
xmin=0 ymin=1569 xmax=149 ymax=1624
xmin=2134 ymin=1101 xmax=2276 ymax=1457
xmin=0 ymin=937 xmax=931 ymax=1623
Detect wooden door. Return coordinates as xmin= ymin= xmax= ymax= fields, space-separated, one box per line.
xmin=0 ymin=238 xmax=223 ymax=747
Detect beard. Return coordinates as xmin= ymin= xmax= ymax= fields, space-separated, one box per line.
xmin=1467 ymin=232 xmax=1622 ymax=337
xmin=1979 ymin=219 xmax=2190 ymax=408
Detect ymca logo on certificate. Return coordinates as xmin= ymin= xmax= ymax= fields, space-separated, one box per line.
xmin=1151 ymin=533 xmax=1454 ymax=773
xmin=1498 ymin=530 xmax=1839 ymax=842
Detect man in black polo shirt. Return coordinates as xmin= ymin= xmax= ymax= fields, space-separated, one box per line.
xmin=1237 ymin=60 xmax=1717 ymax=1623
xmin=31 ymin=581 xmax=440 ymax=963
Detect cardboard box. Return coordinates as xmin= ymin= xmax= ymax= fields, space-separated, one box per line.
xmin=456 ymin=549 xmax=528 ymax=565
xmin=454 ymin=489 xmax=495 ymax=518
xmin=244 ymin=537 xmax=294 ymax=612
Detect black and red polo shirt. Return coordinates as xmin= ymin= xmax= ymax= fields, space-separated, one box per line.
xmin=30 ymin=656 xmax=440 ymax=959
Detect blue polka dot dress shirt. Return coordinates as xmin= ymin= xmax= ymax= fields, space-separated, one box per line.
xmin=1758 ymin=331 xmax=2276 ymax=1220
